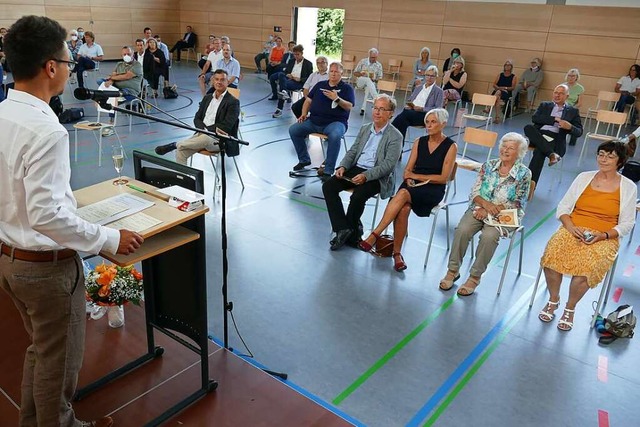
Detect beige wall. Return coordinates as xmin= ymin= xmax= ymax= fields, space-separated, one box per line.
xmin=2 ymin=0 xmax=640 ymax=113
xmin=0 ymin=0 xmax=181 ymax=59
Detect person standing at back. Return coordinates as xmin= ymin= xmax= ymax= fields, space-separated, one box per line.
xmin=0 ymin=15 xmax=144 ymax=427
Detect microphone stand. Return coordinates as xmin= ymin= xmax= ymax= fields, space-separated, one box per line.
xmin=95 ymin=98 xmax=287 ymax=380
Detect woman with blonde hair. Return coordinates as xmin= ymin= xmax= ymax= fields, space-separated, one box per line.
xmin=486 ymin=60 xmax=518 ymax=123
xmin=412 ymin=47 xmax=434 ymax=88
xmin=442 ymin=56 xmax=467 ymax=108
xmin=564 ymin=68 xmax=584 ymax=145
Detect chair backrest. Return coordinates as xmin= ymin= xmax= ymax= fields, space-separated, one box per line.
xmin=471 ymin=93 xmax=497 ymax=108
xmin=342 ymin=54 xmax=355 ymax=63
xmin=388 ymin=59 xmax=402 ymax=70
xmin=595 ymin=109 xmax=627 ymax=125
xmin=227 ymin=87 xmax=240 ymax=100
xmin=376 ymin=80 xmax=397 ymax=94
xmin=597 ymin=90 xmax=620 ymax=104
xmin=462 ymin=127 xmax=498 ymax=161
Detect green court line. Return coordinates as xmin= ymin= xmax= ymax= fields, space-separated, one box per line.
xmin=423 ymin=304 xmax=529 ymax=426
xmin=288 ymin=195 xmax=327 ymax=211
xmin=332 ymin=295 xmax=458 ymax=406
xmin=332 ymin=207 xmax=557 ymax=407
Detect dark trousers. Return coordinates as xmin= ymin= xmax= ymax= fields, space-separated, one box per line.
xmin=75 ymin=56 xmax=95 ymax=88
xmin=525 ymin=124 xmax=566 ymax=183
xmin=392 ymin=109 xmax=427 ymax=139
xmin=170 ymin=41 xmax=191 ymax=60
xmin=276 ymin=78 xmax=304 ymax=110
xmin=322 ymin=166 xmax=381 ymax=233
xmin=291 ymin=98 xmax=304 ymax=118
xmin=255 ymin=52 xmax=269 ymax=70
xmin=198 ymin=58 xmax=207 ymax=69
xmin=615 ymin=94 xmax=635 ymax=112
xmin=266 ymin=63 xmax=284 ymax=77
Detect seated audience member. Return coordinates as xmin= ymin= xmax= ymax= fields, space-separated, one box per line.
xmin=66 ymin=29 xmax=82 ymax=61
xmin=614 ymin=64 xmax=640 ymax=124
xmin=512 ymin=58 xmax=544 ymax=112
xmin=214 ymin=45 xmax=240 ymax=89
xmin=271 ymin=44 xmax=313 ymax=116
xmin=255 ymin=34 xmax=275 ymax=73
xmin=353 ymin=48 xmax=384 ymax=116
xmin=143 ymin=38 xmax=167 ymax=97
xmin=199 ymin=34 xmax=217 ymax=69
xmin=289 ymin=62 xmax=355 ymax=177
xmin=537 ymin=141 xmax=636 ymax=331
xmin=265 ymin=36 xmax=285 ymax=76
xmin=155 ymin=69 xmax=239 ymax=165
xmin=487 ymin=59 xmax=517 ymax=123
xmin=74 ymin=31 xmax=103 ymax=88
xmin=133 ymin=39 xmax=145 ymax=66
xmin=76 ymin=27 xmax=85 ymax=43
xmin=198 ymin=37 xmax=222 ymax=95
xmin=621 ymin=126 xmax=639 ymax=157
xmin=442 ymin=48 xmax=461 ymax=73
xmin=439 ymin=133 xmax=531 ymax=295
xmin=359 ymin=108 xmax=457 ymax=272
xmin=322 ymin=94 xmax=403 ymax=250
xmin=442 ymin=56 xmax=466 ymax=107
xmin=284 ymin=56 xmax=329 ymax=119
xmin=525 ymin=84 xmax=583 ymax=184
xmin=170 ymin=25 xmax=197 ymax=62
xmin=154 ymin=35 xmax=171 ymax=65
xmin=412 ymin=47 xmax=434 ymax=89
xmin=564 ymin=68 xmax=584 ymax=146
xmin=392 ymin=65 xmax=443 ymax=139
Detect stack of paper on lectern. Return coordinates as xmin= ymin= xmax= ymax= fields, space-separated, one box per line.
xmin=77 ymin=194 xmax=161 ymax=233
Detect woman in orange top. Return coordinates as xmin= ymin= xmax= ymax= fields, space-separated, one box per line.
xmin=538 ymin=141 xmax=636 ymax=331
xmin=266 ymin=36 xmax=285 ymax=77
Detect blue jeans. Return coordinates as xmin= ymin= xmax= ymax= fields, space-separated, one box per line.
xmin=289 ymin=119 xmax=346 ymax=174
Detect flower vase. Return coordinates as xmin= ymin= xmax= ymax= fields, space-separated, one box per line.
xmin=107 ymin=305 xmax=125 ymax=328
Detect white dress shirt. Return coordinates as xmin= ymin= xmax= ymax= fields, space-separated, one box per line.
xmin=203 ymin=90 xmax=227 ymax=127
xmin=413 ymin=83 xmax=434 ymax=109
xmin=0 ymin=89 xmax=120 ymax=253
xmin=291 ymin=60 xmax=303 ymax=79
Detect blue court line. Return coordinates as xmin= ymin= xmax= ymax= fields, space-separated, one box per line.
xmin=404 ymin=284 xmax=542 ymax=427
xmin=207 ymin=335 xmax=366 ymax=427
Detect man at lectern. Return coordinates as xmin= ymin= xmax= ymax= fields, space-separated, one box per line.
xmin=0 ymin=15 xmax=144 ymax=427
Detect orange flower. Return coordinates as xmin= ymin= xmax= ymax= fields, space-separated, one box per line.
xmin=98 ymin=285 xmax=110 ymax=298
xmin=95 ymin=263 xmax=108 ymax=274
xmin=131 ymin=268 xmax=143 ymax=281
xmin=96 ymin=268 xmax=116 ymax=287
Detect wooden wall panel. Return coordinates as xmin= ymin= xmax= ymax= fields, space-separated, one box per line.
xmin=342 ymin=0 xmax=382 ymax=22
xmin=225 ymin=0 xmax=264 ymax=15
xmin=262 ymin=15 xmax=292 ymax=34
xmin=211 ymin=12 xmax=263 ymax=27
xmin=550 ymin=5 xmax=640 ymax=38
xmin=179 ymin=0 xmax=209 ymax=11
xmin=91 ymin=20 xmax=132 ymax=35
xmin=378 ymin=39 xmax=440 ymax=63
xmin=545 ymin=33 xmax=639 ymax=60
xmin=542 ymin=52 xmax=630 ymax=79
xmin=90 ymin=0 xmax=131 ymax=8
xmin=0 ymin=4 xmax=46 ymax=19
xmin=180 ymin=10 xmax=209 ymax=25
xmin=379 ymin=22 xmax=442 ymax=43
xmin=90 ymin=7 xmax=130 ymax=21
xmin=439 ymin=43 xmax=541 ymax=68
xmin=46 ymin=0 xmax=85 ymax=6
xmin=442 ymin=27 xmax=547 ymax=52
xmin=130 ymin=9 xmax=177 ymax=23
xmin=343 ymin=20 xmax=380 ymax=38
xmin=444 ymin=2 xmax=552 ymax=32
xmin=381 ymin=0 xmax=446 ymax=25
xmin=44 ymin=6 xmax=91 ymax=21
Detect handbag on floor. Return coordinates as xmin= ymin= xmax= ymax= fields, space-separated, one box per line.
xmin=373 ymin=234 xmax=394 ymax=257
xmin=163 ymin=85 xmax=179 ymax=99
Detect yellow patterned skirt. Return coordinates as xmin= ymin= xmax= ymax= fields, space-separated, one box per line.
xmin=540 ymin=227 xmax=619 ymax=288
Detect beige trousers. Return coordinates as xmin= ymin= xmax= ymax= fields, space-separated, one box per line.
xmin=176 ymin=132 xmax=220 ymax=165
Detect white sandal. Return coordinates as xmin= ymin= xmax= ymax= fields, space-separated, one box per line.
xmin=557 ymin=308 xmax=575 ymax=331
xmin=538 ymin=300 xmax=559 ymax=323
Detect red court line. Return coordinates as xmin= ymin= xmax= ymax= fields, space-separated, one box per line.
xmin=635 ymin=245 xmax=640 ymax=256
xmin=597 ymin=355 xmax=608 ymax=383
xmin=612 ymin=287 xmax=623 ymax=303
xmin=622 ymin=264 xmax=635 ymax=277
xmin=598 ymin=409 xmax=610 ymax=427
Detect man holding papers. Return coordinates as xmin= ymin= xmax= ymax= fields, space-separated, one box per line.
xmin=322 ymin=94 xmax=402 ymax=250
xmin=0 ymin=16 xmax=143 ymax=427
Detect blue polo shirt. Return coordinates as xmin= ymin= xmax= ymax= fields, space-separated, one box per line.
xmin=308 ymin=80 xmax=355 ymax=128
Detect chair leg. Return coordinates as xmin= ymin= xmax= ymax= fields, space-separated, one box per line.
xmin=518 ymin=227 xmax=525 ymax=275
xmin=371 ymin=195 xmax=380 ymax=232
xmin=497 ymin=232 xmax=518 ymax=295
xmin=445 ymin=206 xmax=450 ymax=251
xmin=232 ymin=157 xmax=245 ymax=189
xmin=528 ymin=265 xmax=544 ymax=308
xmin=591 ymin=256 xmax=619 ymax=328
xmin=423 ymin=210 xmax=440 ymax=268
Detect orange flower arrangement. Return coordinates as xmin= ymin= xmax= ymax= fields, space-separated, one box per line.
xmin=85 ymin=263 xmax=144 ymax=306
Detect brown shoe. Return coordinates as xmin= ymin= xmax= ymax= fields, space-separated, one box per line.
xmin=83 ymin=416 xmax=114 ymax=427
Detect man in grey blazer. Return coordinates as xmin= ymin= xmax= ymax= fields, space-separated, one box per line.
xmin=391 ymin=65 xmax=444 ymax=139
xmin=322 ymin=94 xmax=403 ymax=250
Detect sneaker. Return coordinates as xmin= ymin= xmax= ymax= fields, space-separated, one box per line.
xmin=101 ymin=127 xmax=115 ymax=137
xmin=279 ymin=90 xmax=290 ymax=100
xmin=272 ymin=109 xmax=282 ymax=118
xmin=155 ymin=142 xmax=177 ymax=155
xmin=293 ymin=161 xmax=311 ymax=171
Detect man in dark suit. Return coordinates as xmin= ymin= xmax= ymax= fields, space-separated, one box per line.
xmin=525 ymin=84 xmax=583 ymax=183
xmin=391 ymin=65 xmax=444 ymax=139
xmin=155 ymin=69 xmax=239 ymax=164
xmin=322 ymin=94 xmax=403 ymax=250
xmin=271 ymin=44 xmax=313 ymax=117
xmin=170 ymin=25 xmax=197 ymax=62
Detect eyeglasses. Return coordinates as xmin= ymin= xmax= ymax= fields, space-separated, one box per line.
xmin=425 ymin=74 xmax=436 ymax=79
xmin=597 ymin=152 xmax=618 ymax=160
xmin=372 ymin=107 xmax=391 ymax=112
xmin=50 ymin=58 xmax=78 ymax=69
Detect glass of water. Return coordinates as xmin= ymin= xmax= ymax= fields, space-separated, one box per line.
xmin=112 ymin=145 xmax=127 ymax=185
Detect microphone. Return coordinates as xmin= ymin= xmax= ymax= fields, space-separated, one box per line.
xmin=74 ymin=87 xmax=123 ymax=101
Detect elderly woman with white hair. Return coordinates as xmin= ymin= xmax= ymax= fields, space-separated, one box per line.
xmin=439 ymin=132 xmax=532 ymax=295
xmin=412 ymin=47 xmax=434 ymax=88
xmin=564 ymin=68 xmax=584 ymax=146
xmin=354 ymin=47 xmax=384 ymax=115
xmin=66 ymin=29 xmax=83 ymax=61
xmin=359 ymin=108 xmax=457 ymax=272
xmin=442 ymin=56 xmax=467 ymax=107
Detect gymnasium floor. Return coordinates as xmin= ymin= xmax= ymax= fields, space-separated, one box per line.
xmin=51 ymin=61 xmax=640 ymax=425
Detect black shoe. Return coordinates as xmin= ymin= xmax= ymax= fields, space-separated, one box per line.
xmin=293 ymin=161 xmax=311 ymax=171
xmin=330 ymin=229 xmax=353 ymax=251
xmin=268 ymin=96 xmax=278 ymax=101
xmin=155 ymin=142 xmax=177 ymax=155
xmin=346 ymin=221 xmax=364 ymax=247
xmin=359 ymin=110 xmax=365 ymax=116
xmin=568 ymin=140 xmax=577 ymax=146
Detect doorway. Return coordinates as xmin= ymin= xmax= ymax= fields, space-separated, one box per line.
xmin=293 ymin=7 xmax=345 ymax=63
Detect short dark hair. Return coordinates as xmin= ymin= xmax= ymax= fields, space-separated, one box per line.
xmin=288 ymin=40 xmax=296 ymax=46
xmin=598 ymin=140 xmax=628 ymax=170
xmin=213 ymin=68 xmax=228 ymax=77
xmin=4 ymin=15 xmax=67 ymax=81
xmin=144 ymin=27 xmax=151 ymax=32
xmin=292 ymin=44 xmax=304 ymax=53
xmin=135 ymin=38 xmax=144 ymax=44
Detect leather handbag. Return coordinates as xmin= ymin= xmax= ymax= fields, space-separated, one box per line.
xmin=373 ymin=234 xmax=394 ymax=257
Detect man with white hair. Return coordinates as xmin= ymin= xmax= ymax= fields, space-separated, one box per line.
xmin=391 ymin=65 xmax=443 ymax=139
xmin=354 ymin=48 xmax=383 ymax=116
xmin=525 ymin=84 xmax=582 ymax=183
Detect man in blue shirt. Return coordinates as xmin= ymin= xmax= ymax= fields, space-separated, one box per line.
xmin=288 ymin=62 xmax=355 ymax=178
xmin=322 ymin=94 xmax=403 ymax=250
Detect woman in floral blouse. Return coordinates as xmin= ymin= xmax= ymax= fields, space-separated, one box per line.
xmin=439 ymin=132 xmax=532 ymax=296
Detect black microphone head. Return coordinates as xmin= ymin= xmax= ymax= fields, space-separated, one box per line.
xmin=74 ymin=87 xmax=92 ymax=100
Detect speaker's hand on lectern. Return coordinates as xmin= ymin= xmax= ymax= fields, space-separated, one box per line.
xmin=117 ymin=230 xmax=144 ymax=255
